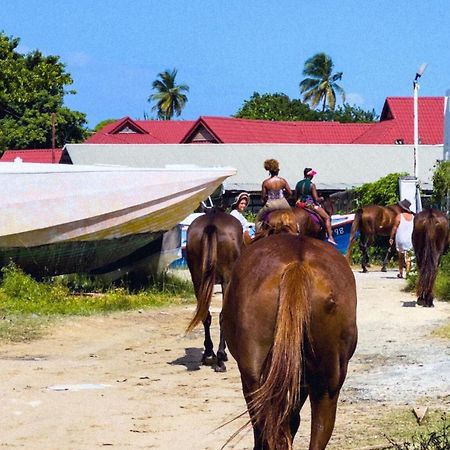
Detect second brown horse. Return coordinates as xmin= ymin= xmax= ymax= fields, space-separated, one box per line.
xmin=223 ymin=234 xmax=357 ymax=449
xmin=346 ymin=204 xmax=402 ymax=272
xmin=186 ymin=207 xmax=243 ymax=372
xmin=412 ymin=208 xmax=449 ymax=307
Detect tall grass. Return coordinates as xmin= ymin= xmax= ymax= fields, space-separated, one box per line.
xmin=386 ymin=413 xmax=449 ymax=449
xmin=0 ymin=263 xmax=194 ymax=342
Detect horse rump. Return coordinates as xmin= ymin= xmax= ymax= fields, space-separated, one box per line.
xmin=412 ymin=209 xmax=449 ymax=307
xmin=222 ymin=234 xmax=357 ymax=449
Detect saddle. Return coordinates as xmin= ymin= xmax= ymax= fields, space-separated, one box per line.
xmin=296 ymin=202 xmax=325 ymax=229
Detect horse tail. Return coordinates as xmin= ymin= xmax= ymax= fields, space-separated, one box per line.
xmin=186 ymin=224 xmax=218 ymax=332
xmin=416 ymin=213 xmax=440 ymax=301
xmin=346 ymin=208 xmax=362 ymax=262
xmin=248 ymin=262 xmax=311 ymax=450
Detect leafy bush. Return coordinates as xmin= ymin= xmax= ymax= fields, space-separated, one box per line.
xmin=431 ymin=160 xmax=450 ymax=209
xmin=353 ymin=172 xmax=408 ymax=207
xmin=434 ymin=252 xmax=450 ymax=302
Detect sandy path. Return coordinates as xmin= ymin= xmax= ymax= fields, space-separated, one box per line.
xmin=0 ymin=269 xmax=449 ymax=449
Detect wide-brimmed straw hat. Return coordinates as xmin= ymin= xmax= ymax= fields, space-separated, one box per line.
xmin=232 ymin=192 xmax=250 ymax=208
xmin=398 ymin=199 xmax=414 ymax=213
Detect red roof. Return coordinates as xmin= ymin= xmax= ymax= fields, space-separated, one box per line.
xmin=0 ymin=149 xmax=63 ymax=163
xmin=86 ymin=117 xmax=195 ymax=144
xmin=354 ymin=97 xmax=444 ymax=145
xmin=82 ymin=96 xmax=446 ymax=146
xmin=182 ymin=116 xmax=372 ymax=144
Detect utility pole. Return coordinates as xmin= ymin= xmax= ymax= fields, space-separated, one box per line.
xmin=412 ymin=64 xmax=427 ymax=212
xmin=51 ymin=112 xmax=56 ymax=164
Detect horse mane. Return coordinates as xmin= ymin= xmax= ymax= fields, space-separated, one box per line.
xmin=253 ymin=209 xmax=298 ymax=243
xmin=246 ymin=262 xmax=312 ymax=450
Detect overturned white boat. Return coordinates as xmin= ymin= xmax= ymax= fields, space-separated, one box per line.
xmin=0 ymin=162 xmax=236 ymax=278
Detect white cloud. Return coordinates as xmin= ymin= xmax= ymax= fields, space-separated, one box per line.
xmin=345 ymin=92 xmax=364 ymax=106
xmin=16 ymin=44 xmax=31 ymax=55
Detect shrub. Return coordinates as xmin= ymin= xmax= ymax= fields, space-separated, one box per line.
xmin=435 ymin=252 xmax=450 ymax=302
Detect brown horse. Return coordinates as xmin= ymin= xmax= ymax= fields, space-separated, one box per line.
xmin=261 ymin=198 xmax=334 ymax=240
xmin=222 ymin=234 xmax=357 ymax=449
xmin=185 ymin=207 xmax=243 ymax=372
xmin=346 ymin=204 xmax=402 ymax=272
xmin=412 ymin=208 xmax=449 ymax=307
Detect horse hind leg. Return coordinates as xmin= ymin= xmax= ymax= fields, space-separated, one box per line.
xmin=309 ymin=389 xmax=340 ymax=450
xmin=289 ymin=385 xmax=309 ymax=442
xmin=381 ymin=245 xmax=394 ymax=272
xmin=359 ymin=236 xmax=369 ymax=273
xmin=201 ymin=311 xmax=216 ymax=365
xmin=214 ymin=309 xmax=228 ymax=373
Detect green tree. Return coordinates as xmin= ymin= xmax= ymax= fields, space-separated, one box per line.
xmin=235 ymin=92 xmax=320 ymax=121
xmin=149 ymin=69 xmax=189 ymax=120
xmin=353 ymin=173 xmax=407 ymax=206
xmin=93 ymin=119 xmax=117 ymax=133
xmin=299 ymin=52 xmax=345 ymax=111
xmin=320 ymin=103 xmax=378 ymax=123
xmin=0 ymin=32 xmax=88 ymax=152
xmin=431 ymin=160 xmax=450 ymax=210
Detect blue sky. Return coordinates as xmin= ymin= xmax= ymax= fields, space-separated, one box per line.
xmin=2 ymin=0 xmax=449 ymax=128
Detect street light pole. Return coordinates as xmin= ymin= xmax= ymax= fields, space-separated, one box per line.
xmin=413 ymin=63 xmax=427 ymax=179
xmin=412 ymin=63 xmax=427 ymax=213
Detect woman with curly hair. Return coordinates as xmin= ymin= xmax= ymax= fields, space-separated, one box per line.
xmin=255 ymin=159 xmax=292 ymax=230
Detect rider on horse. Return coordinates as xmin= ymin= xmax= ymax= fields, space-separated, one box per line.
xmin=255 ymin=159 xmax=292 ymax=231
xmin=294 ymin=168 xmax=337 ymax=245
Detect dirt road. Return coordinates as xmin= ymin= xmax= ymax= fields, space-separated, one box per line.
xmin=0 ymin=269 xmax=449 ymax=449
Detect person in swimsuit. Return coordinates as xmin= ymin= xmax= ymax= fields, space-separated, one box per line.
xmin=294 ymin=167 xmax=337 ymax=245
xmin=255 ymin=159 xmax=292 ymax=230
xmin=389 ymin=199 xmax=415 ymax=278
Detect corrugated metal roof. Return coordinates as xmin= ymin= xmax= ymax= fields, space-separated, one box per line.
xmin=64 ymin=143 xmax=443 ymax=192
xmin=86 ymin=117 xmax=195 ymax=144
xmin=87 ymin=97 xmax=444 ymax=146
xmin=1 ymin=149 xmax=63 ymax=163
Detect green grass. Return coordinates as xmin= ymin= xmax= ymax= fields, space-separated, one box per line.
xmin=385 ymin=411 xmax=449 ymax=449
xmin=431 ymin=322 xmax=450 ymax=339
xmin=0 ymin=263 xmax=195 ymax=342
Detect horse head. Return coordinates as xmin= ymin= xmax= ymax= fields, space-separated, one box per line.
xmin=322 ymin=197 xmax=335 ymax=216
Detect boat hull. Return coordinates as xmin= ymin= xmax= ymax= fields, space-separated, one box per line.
xmin=331 ymin=214 xmax=355 ymax=255
xmin=0 ymin=162 xmax=236 ymax=277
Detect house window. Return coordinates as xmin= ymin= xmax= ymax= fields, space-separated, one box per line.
xmin=118 ymin=126 xmax=137 ymax=134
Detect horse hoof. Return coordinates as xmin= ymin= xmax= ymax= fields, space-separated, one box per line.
xmin=381 ymin=266 xmax=387 ymax=272
xmin=214 ymin=364 xmax=227 ymax=373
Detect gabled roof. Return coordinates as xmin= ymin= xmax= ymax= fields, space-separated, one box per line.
xmin=86 ymin=116 xmax=195 ymax=144
xmin=353 ymin=97 xmax=444 ymax=145
xmin=84 ymin=96 xmax=445 ymax=146
xmin=0 ymin=149 xmax=63 ymax=163
xmin=182 ymin=116 xmax=372 ymax=144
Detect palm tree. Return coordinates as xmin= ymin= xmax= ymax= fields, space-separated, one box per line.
xmin=149 ymin=69 xmax=189 ymax=120
xmin=299 ymin=53 xmax=345 ymax=111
